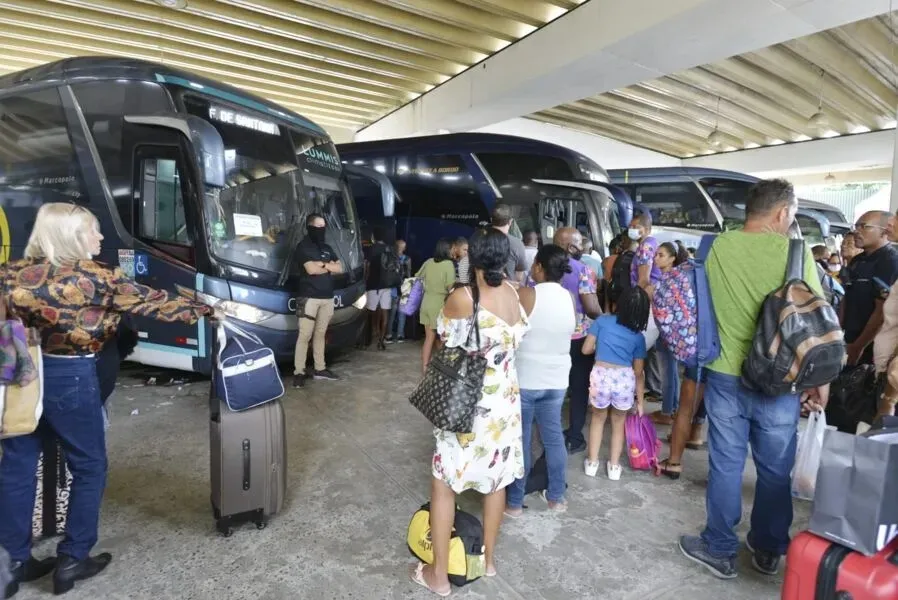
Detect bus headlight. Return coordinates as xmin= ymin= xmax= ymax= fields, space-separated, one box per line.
xmin=352 ymin=293 xmax=367 ymax=310
xmin=197 ymin=293 xmax=276 ymax=324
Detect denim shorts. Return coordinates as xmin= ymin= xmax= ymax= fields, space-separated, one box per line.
xmin=683 ymin=366 xmax=708 ymax=383
xmin=589 ymin=365 xmax=636 ymax=411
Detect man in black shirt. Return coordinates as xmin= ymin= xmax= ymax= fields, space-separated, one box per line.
xmin=364 ymin=227 xmax=395 ymax=350
xmin=293 ymin=214 xmax=342 ymax=387
xmin=841 ymin=211 xmax=898 ymax=366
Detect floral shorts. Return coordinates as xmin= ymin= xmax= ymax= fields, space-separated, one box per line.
xmin=589 ymin=365 xmax=636 ymax=411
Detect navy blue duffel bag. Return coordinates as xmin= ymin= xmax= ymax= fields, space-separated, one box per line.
xmin=213 ymin=320 xmax=284 ymax=412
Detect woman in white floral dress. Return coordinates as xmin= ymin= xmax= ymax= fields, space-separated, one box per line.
xmin=411 ymin=229 xmax=529 ymax=597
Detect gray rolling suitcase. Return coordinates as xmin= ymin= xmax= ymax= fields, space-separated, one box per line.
xmin=210 ymin=389 xmax=286 ymax=537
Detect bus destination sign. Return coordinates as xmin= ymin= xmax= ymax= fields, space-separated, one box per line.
xmin=208 ymin=105 xmax=279 ymax=136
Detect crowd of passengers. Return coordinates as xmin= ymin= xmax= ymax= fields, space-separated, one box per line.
xmin=406 ymin=180 xmax=898 ymax=595
xmin=2 ymin=182 xmax=897 ymax=598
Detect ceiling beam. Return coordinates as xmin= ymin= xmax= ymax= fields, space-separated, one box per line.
xmin=668 ymin=67 xmax=844 ymax=139
xmin=370 ymin=0 xmax=531 ymax=42
xmin=540 ymin=105 xmax=713 ymax=153
xmin=0 ymin=19 xmax=416 ymax=103
xmin=785 ymin=34 xmax=898 ymax=118
xmin=583 ymin=93 xmax=769 ymax=146
xmin=453 ymin=0 xmax=559 ymax=27
xmin=0 ymin=49 xmax=382 ymax=122
xmin=608 ymin=85 xmax=796 ymax=142
xmin=37 ymin=0 xmax=454 ymax=82
xmin=243 ymin=0 xmax=494 ymax=59
xmin=528 ymin=113 xmax=690 ymax=157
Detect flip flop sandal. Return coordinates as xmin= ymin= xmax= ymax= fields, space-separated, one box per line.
xmin=685 ymin=441 xmax=706 ymax=450
xmin=656 ymin=459 xmax=682 ymax=480
xmin=410 ymin=562 xmax=451 ymax=597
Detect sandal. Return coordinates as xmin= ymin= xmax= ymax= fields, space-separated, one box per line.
xmin=410 ymin=562 xmax=451 ymax=597
xmin=656 ymin=458 xmax=682 ymax=480
xmin=685 ymin=440 xmax=705 ymax=450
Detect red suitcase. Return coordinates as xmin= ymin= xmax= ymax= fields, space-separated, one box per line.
xmin=782 ymin=531 xmax=898 ymax=600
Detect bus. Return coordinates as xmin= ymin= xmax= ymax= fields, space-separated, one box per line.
xmin=0 ymin=57 xmax=372 ymax=374
xmin=608 ymin=167 xmax=850 ymax=248
xmin=338 ymin=133 xmax=622 ymax=265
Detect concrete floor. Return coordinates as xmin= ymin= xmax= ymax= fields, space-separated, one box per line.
xmin=17 ymin=342 xmax=808 ymax=600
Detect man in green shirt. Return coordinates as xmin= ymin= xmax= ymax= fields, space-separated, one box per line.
xmin=678 ymin=179 xmax=830 ymax=580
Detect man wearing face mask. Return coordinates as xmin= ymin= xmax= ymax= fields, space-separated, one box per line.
xmin=553 ymin=227 xmax=602 ymax=453
xmin=293 ymin=213 xmax=343 ymax=388
xmin=678 ymin=179 xmax=827 ymax=581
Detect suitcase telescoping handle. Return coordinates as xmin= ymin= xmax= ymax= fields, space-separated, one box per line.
xmin=242 ymin=439 xmax=251 ymax=491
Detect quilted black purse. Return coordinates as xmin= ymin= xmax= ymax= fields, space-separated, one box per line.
xmin=409 ymin=287 xmax=487 ymax=434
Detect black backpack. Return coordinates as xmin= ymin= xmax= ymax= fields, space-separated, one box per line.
xmin=610 ymin=250 xmax=635 ymax=303
xmin=380 ymin=247 xmax=402 ymax=288
xmin=742 ymin=239 xmax=846 ymax=396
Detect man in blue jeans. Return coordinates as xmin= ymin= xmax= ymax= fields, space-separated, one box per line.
xmin=678 ymin=179 xmax=829 ymax=579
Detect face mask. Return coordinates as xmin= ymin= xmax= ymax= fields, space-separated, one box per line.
xmin=568 ymin=247 xmax=583 ymax=260
xmin=306 ymin=225 xmax=326 ymax=244
xmin=828 ymin=264 xmax=841 ymax=273
xmin=627 ymin=228 xmax=641 ymax=241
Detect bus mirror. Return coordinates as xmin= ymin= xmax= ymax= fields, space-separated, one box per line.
xmin=124 ymin=114 xmax=226 ymax=188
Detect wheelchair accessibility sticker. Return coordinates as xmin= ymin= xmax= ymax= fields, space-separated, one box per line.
xmin=135 ymin=253 xmax=149 ymax=276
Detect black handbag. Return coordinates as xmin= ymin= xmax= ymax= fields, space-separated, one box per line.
xmin=825 ymin=364 xmax=881 ymax=433
xmin=409 ymin=287 xmax=487 ymax=434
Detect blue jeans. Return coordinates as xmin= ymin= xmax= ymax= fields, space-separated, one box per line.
xmin=388 ymin=295 xmax=407 ymax=339
xmin=700 ymin=371 xmax=799 ymax=558
xmin=0 ymin=356 xmax=107 ymax=561
xmin=683 ymin=366 xmax=707 ymax=425
xmin=659 ymin=342 xmax=680 ymax=416
xmin=507 ymin=388 xmax=567 ymax=507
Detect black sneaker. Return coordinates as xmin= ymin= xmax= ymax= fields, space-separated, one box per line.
xmin=678 ymin=535 xmax=737 ymax=580
xmin=313 ymin=369 xmax=340 ymax=381
xmin=565 ymin=439 xmax=587 ymax=455
xmin=292 ymin=374 xmax=306 ymax=388
xmin=745 ymin=534 xmax=781 ymax=575
xmin=5 ymin=556 xmax=56 ymax=599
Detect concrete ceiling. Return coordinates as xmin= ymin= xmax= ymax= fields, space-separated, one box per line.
xmin=530 ymin=11 xmax=898 ymax=158
xmin=0 ymin=0 xmax=584 ymax=133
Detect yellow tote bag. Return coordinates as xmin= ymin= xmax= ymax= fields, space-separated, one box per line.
xmin=0 ymin=330 xmax=44 ymax=439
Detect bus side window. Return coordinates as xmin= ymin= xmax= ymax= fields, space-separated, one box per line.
xmin=138 ymin=157 xmax=190 ymax=246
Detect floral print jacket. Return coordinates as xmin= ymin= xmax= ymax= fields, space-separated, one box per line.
xmin=0 ymin=259 xmax=212 ymax=356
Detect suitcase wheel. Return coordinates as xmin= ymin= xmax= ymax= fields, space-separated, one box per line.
xmin=216 ymin=518 xmax=233 ymax=538
xmin=256 ymin=521 xmax=267 ymax=531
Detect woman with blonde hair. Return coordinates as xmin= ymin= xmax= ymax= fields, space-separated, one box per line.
xmin=0 ymin=203 xmax=213 ymax=597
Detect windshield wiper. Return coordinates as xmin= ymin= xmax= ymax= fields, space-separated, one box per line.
xmin=276 ymin=216 xmax=301 ymax=287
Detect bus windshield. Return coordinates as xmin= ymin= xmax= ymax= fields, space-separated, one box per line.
xmin=701 ymin=178 xmax=754 ymax=229
xmin=184 ymin=95 xmax=359 ymax=275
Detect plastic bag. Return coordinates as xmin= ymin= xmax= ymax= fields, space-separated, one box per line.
xmin=792 ymin=410 xmax=828 ymax=500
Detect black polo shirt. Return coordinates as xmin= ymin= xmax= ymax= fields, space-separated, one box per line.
xmin=842 ymin=243 xmax=898 ymax=343
xmin=295 ymin=237 xmax=337 ymax=299
xmin=366 ymin=241 xmax=389 ymax=290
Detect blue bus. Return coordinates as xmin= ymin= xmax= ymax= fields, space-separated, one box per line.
xmin=608 ymin=167 xmax=850 ymax=248
xmin=0 ymin=57 xmax=374 ymax=374
xmin=338 ymin=133 xmax=622 ymax=264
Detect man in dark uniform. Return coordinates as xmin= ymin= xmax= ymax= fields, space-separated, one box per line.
xmin=292 ymin=214 xmax=342 ymax=387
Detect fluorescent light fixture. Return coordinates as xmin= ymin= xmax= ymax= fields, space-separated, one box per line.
xmin=850 ymin=125 xmax=871 ymax=134
xmin=744 ymin=142 xmax=761 ymax=149
xmin=793 ymin=134 xmax=812 ymax=142
xmin=821 ymin=130 xmax=840 ymax=138
xmin=769 ymin=139 xmax=786 ymax=145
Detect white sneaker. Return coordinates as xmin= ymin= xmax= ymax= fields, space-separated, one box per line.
xmin=607 ymin=463 xmax=622 ymax=481
xmin=584 ymin=459 xmax=599 ymax=477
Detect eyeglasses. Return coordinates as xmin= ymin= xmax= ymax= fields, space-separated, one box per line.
xmin=854 ymin=223 xmax=885 ymax=232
